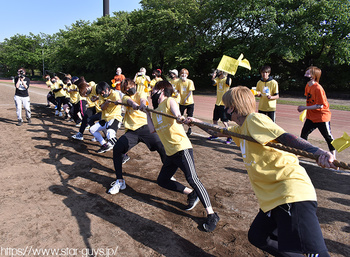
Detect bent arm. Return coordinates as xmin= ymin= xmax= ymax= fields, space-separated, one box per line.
xmin=146 ymin=112 xmax=156 ymax=133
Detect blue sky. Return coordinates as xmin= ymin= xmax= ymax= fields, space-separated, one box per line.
xmin=0 ymin=0 xmax=142 ymax=42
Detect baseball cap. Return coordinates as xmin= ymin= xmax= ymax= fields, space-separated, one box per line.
xmin=169 ymin=69 xmax=178 ymax=77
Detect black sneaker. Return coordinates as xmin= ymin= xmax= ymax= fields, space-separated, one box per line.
xmin=185 ymin=190 xmax=199 ymax=211
xmin=97 ymin=143 xmax=113 ymax=153
xmin=122 ymin=154 xmax=130 ymax=164
xmin=187 ymin=127 xmax=192 ymax=135
xmin=203 ymin=212 xmax=220 ymax=232
xmin=16 ymin=120 xmax=23 ymax=126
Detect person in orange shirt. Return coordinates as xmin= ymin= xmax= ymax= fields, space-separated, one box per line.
xmin=297 ymin=66 xmax=335 ymax=156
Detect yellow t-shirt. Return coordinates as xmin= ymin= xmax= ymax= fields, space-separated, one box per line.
xmin=214 ymin=77 xmax=230 ymax=106
xmin=175 ymin=79 xmax=195 ymax=105
xmin=151 ymin=98 xmax=192 ymax=156
xmin=52 ymin=80 xmax=66 ymax=98
xmin=149 ymin=77 xmax=163 ymax=92
xmin=170 ymin=78 xmax=181 ymax=103
xmin=86 ymin=83 xmax=102 ymax=112
xmin=135 ymin=75 xmax=150 ymax=94
xmin=68 ymin=84 xmax=80 ymax=104
xmin=46 ymin=81 xmax=53 ymax=92
xmin=122 ymin=91 xmax=148 ymax=131
xmin=99 ymin=90 xmax=123 ymax=122
xmin=256 ymin=79 xmax=279 ymax=112
xmin=229 ymin=113 xmax=317 ymax=212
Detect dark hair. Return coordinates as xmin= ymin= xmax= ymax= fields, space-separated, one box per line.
xmin=121 ymin=78 xmax=135 ymax=94
xmin=96 ymin=81 xmax=110 ymax=95
xmin=62 ymin=76 xmax=71 ymax=84
xmin=76 ymin=76 xmax=88 ymax=90
xmin=152 ymin=69 xmax=162 ymax=77
xmin=154 ymin=80 xmax=174 ymax=97
xmin=260 ymin=65 xmax=271 ymax=74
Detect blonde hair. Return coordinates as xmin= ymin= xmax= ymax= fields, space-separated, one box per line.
xmin=307 ymin=66 xmax=321 ymax=83
xmin=222 ymin=86 xmax=256 ymax=116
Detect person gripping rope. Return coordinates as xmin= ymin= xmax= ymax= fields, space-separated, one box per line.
xmin=146 ymin=80 xmax=220 ymax=232
xmin=89 ymin=81 xmax=123 ymax=154
xmin=108 ymin=78 xmax=166 ymax=195
xmin=72 ymin=77 xmax=101 ymax=141
xmin=189 ymin=86 xmax=336 ymax=256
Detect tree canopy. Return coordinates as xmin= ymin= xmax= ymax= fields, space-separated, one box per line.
xmin=0 ymin=0 xmax=349 ymax=92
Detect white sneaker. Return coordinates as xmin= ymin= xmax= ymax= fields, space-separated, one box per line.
xmin=91 ymin=137 xmax=97 ymax=142
xmin=55 ymin=110 xmax=59 ymax=116
xmin=170 ymin=176 xmax=176 ymax=181
xmin=108 ymin=180 xmax=126 ymax=194
xmin=72 ymin=132 xmax=84 ymax=141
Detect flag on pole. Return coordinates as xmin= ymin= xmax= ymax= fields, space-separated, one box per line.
xmin=331 ymin=132 xmax=350 ymax=152
xmin=217 ymin=54 xmax=251 ymax=76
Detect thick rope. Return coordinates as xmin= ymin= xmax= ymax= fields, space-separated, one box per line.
xmin=114 ymin=101 xmax=350 ymax=170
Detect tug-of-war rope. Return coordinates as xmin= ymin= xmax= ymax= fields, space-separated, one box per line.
xmin=115 ymin=101 xmax=350 ymax=170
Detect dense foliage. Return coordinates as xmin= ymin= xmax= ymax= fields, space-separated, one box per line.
xmin=1 ymin=0 xmax=349 ymax=93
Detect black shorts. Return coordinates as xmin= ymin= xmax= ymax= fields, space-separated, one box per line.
xmin=258 ymin=110 xmax=276 ymax=122
xmin=213 ymin=105 xmax=228 ymax=122
xmin=179 ymin=104 xmax=194 ymax=117
xmin=248 ymin=201 xmax=328 ymax=255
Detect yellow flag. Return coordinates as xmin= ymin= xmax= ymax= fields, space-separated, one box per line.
xmin=331 ymin=132 xmax=350 ymax=152
xmin=299 ymin=109 xmax=307 ymax=122
xmin=217 ymin=54 xmax=251 ymax=76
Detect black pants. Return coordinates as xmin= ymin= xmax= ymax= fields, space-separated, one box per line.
xmin=47 ymin=92 xmax=57 ymax=105
xmin=55 ymin=96 xmax=67 ymax=111
xmin=79 ymin=107 xmax=101 ymax=134
xmin=301 ymin=119 xmax=335 ymax=152
xmin=248 ymin=202 xmax=329 ymax=257
xmin=69 ymin=102 xmax=82 ymax=124
xmin=157 ymin=148 xmax=212 ymax=209
xmin=113 ymin=125 xmax=166 ymax=180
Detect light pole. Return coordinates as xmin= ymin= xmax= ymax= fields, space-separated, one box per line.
xmin=42 ymin=48 xmax=45 ymax=76
xmin=103 ymin=0 xmax=109 ymax=16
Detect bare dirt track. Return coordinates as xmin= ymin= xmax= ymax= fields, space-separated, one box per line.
xmin=0 ymin=80 xmax=349 ymax=257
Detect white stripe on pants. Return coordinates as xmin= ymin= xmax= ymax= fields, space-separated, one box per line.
xmin=14 ymin=95 xmax=31 ymax=121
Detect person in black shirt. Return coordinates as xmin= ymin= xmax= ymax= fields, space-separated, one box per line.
xmin=14 ymin=68 xmax=31 ymax=126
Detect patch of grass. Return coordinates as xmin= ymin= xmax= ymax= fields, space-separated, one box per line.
xmin=328 ymin=104 xmax=350 ymax=111
xmin=277 ymin=99 xmax=350 ymax=111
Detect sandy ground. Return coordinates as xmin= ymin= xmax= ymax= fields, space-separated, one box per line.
xmin=0 ymin=80 xmax=349 ymax=257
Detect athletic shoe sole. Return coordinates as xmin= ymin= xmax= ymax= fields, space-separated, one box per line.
xmin=185 ymin=197 xmax=200 ymax=211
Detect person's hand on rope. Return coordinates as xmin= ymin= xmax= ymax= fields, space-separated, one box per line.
xmin=176 ymin=115 xmax=185 ymax=124
xmin=113 ymin=99 xmax=122 ymax=105
xmin=315 ymin=149 xmax=338 ymax=170
xmin=184 ymin=117 xmax=199 ymax=125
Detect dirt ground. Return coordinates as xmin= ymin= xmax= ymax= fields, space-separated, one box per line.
xmin=0 ymin=81 xmax=349 ymax=257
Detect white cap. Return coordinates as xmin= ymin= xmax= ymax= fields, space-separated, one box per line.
xmin=169 ymin=69 xmax=178 ymax=77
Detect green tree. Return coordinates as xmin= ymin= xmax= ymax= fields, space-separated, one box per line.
xmin=0 ymin=33 xmax=44 ymax=77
